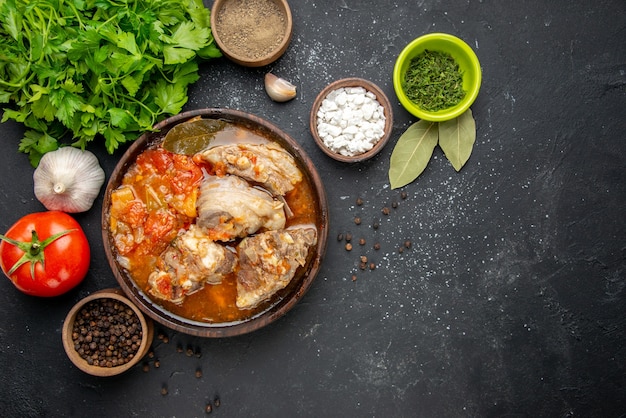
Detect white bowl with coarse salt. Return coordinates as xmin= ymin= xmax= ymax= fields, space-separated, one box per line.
xmin=310 ymin=78 xmax=393 ymax=163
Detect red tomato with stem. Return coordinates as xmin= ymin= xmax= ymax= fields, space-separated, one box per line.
xmin=0 ymin=211 xmax=90 ymax=297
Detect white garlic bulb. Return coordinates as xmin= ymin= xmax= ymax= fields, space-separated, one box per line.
xmin=33 ymin=147 xmax=106 ymax=213
xmin=264 ymin=73 xmax=297 ymax=102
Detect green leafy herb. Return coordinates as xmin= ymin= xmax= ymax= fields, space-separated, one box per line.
xmin=438 ymin=109 xmax=476 ymax=171
xmin=389 ymin=110 xmax=476 ymax=189
xmin=402 ymin=50 xmax=465 ymax=112
xmin=0 ymin=0 xmax=221 ymax=167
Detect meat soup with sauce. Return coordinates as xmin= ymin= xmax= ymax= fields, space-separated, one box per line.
xmin=108 ymin=118 xmax=319 ymax=324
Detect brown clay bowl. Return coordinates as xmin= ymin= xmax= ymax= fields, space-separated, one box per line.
xmin=62 ymin=288 xmax=154 ymax=377
xmin=101 ymin=108 xmax=329 ymax=337
xmin=310 ymin=78 xmax=394 ymax=163
xmin=211 ymin=0 xmax=293 ymax=67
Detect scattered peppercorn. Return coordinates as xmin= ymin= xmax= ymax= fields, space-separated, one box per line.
xmin=369 ymin=263 xmax=376 ymax=270
xmin=392 ymin=201 xmax=398 ymax=209
xmin=142 ymin=362 xmax=150 ymax=373
xmin=372 ymin=221 xmax=380 ymax=230
xmin=360 ymin=255 xmax=368 ymax=263
xmin=195 ymin=346 xmax=202 ymax=358
xmin=337 ymin=233 xmax=344 ymax=242
xmin=154 ymin=359 xmax=161 ymax=368
xmin=205 ymin=403 xmax=213 ymax=414
xmin=71 ymin=298 xmax=143 ymax=368
xmin=374 ymin=243 xmax=381 ymax=250
xmin=356 ymin=197 xmax=364 ymax=206
xmin=359 ymin=238 xmax=366 ymax=246
xmin=359 ymin=262 xmax=367 ymax=270
xmin=404 ymin=240 xmax=412 ymax=249
xmin=345 ymin=233 xmax=352 ymax=242
xmin=354 ymin=216 xmax=361 ymax=225
xmin=345 ymin=243 xmax=353 ymax=251
xmin=148 ymin=350 xmax=155 ymax=359
xmin=214 ymin=397 xmax=221 ymax=408
xmin=176 ymin=343 xmax=183 ymax=353
xmin=161 ymin=385 xmax=168 ymax=396
xmin=162 ymin=335 xmax=169 ymax=344
xmin=401 ymin=191 xmax=408 ymax=199
xmin=186 ymin=345 xmax=194 ymax=357
xmin=195 ymin=368 xmax=203 ymax=378
xmin=382 ymin=207 xmax=390 ymax=215
xmin=351 ymin=275 xmax=357 ymax=282
xmin=398 ymin=247 xmax=404 ymax=253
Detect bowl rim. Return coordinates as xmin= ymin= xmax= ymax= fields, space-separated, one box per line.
xmin=393 ymin=32 xmax=482 ymax=122
xmin=210 ymin=0 xmax=293 ymax=67
xmin=101 ymin=108 xmax=329 ymax=338
xmin=309 ymin=77 xmax=394 ymax=163
xmin=62 ymin=288 xmax=154 ymax=377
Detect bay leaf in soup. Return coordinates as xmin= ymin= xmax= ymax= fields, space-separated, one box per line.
xmin=438 ymin=109 xmax=476 ymax=172
xmin=163 ymin=117 xmax=226 ymax=155
xmin=389 ymin=120 xmax=439 ymax=189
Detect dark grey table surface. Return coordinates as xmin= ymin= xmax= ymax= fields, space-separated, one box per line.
xmin=1 ymin=0 xmax=625 ymax=417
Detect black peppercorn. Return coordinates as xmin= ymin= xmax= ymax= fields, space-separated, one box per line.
xmin=356 ymin=197 xmax=364 ymax=206
xmin=71 ymin=298 xmax=143 ymax=368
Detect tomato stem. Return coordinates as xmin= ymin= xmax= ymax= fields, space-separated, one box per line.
xmin=0 ymin=228 xmax=77 ymax=279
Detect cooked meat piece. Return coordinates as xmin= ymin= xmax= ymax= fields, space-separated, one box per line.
xmin=196 ymin=174 xmax=286 ymax=242
xmin=195 ymin=143 xmax=303 ymax=196
xmin=236 ymin=227 xmax=317 ymax=310
xmin=148 ymin=225 xmax=237 ymax=304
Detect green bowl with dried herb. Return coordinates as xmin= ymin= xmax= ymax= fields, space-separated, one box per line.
xmin=393 ymin=33 xmax=481 ymax=122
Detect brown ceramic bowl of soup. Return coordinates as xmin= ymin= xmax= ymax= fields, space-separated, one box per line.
xmin=102 ymin=109 xmax=329 ymax=337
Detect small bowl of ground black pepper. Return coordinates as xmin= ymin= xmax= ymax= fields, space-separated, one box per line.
xmin=62 ymin=288 xmax=154 ymax=377
xmin=211 ymin=0 xmax=293 ymax=67
xmin=393 ymin=33 xmax=481 ymax=122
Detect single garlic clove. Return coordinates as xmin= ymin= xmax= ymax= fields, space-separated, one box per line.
xmin=264 ymin=73 xmax=297 ymax=102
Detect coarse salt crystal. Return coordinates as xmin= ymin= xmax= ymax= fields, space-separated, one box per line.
xmin=315 ymin=85 xmax=386 ymax=157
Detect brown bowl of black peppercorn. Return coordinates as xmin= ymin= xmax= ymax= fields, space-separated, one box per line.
xmin=62 ymin=288 xmax=154 ymax=377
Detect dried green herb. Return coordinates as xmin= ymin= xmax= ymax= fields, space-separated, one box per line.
xmin=438 ymin=109 xmax=476 ymax=171
xmin=403 ymin=50 xmax=465 ymax=112
xmin=388 ymin=110 xmax=476 ymax=189
xmin=389 ymin=120 xmax=438 ymax=189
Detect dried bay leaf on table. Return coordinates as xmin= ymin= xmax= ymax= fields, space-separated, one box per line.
xmin=389 ymin=120 xmax=439 ymax=189
xmin=438 ymin=109 xmax=476 ymax=171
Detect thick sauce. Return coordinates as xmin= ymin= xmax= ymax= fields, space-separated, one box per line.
xmin=108 ymin=121 xmax=318 ymax=323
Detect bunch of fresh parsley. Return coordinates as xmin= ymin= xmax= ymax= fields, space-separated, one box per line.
xmin=0 ymin=0 xmax=221 ymax=166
